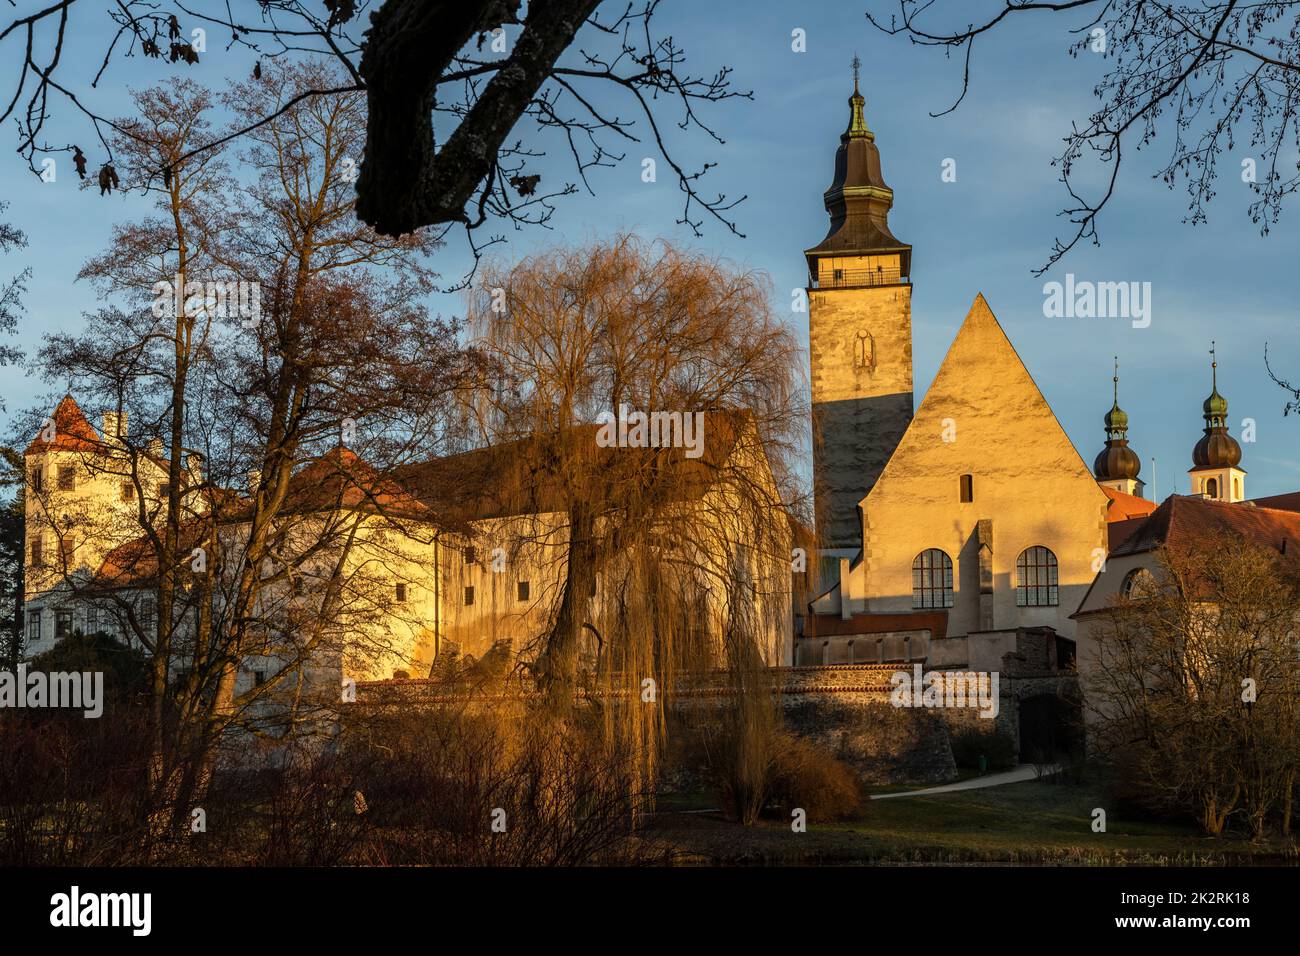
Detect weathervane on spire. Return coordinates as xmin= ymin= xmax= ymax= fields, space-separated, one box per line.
xmin=1210 ymin=340 xmax=1217 ymax=389
xmin=1113 ymin=355 xmax=1119 ymax=404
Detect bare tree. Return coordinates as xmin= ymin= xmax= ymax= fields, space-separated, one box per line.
xmin=30 ymin=61 xmax=473 ymax=839
xmin=1087 ymin=531 xmax=1300 ymax=837
xmin=1 ymin=0 xmax=749 ymax=254
xmin=868 ymin=1 xmax=1300 ymax=274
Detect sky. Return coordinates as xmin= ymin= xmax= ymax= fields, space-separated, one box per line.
xmin=2 ymin=0 xmax=1298 ymax=497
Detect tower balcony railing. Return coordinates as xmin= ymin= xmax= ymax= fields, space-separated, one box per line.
xmin=811 ymin=267 xmax=906 ymax=289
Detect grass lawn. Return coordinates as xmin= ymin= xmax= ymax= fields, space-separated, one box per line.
xmin=647 ymin=776 xmax=1299 ymax=865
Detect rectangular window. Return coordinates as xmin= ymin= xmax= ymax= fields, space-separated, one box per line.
xmin=86 ymin=606 xmax=99 ymax=634
xmin=55 ymin=609 xmax=73 ymax=640
xmin=395 ymin=582 xmax=407 ymax=603
xmin=25 ymin=609 xmax=40 ymax=643
xmin=158 ymin=482 xmax=170 ymax=500
xmin=29 ymin=537 xmax=43 ymax=568
xmin=121 ymin=481 xmax=135 ymax=502
xmin=57 ymin=465 xmax=75 ymax=491
xmin=60 ymin=535 xmax=74 ymax=566
xmin=959 ymin=474 xmax=974 ymax=503
xmin=517 ymin=581 xmax=530 ymax=602
xmin=30 ymin=466 xmax=43 ymax=492
xmin=252 ymin=669 xmax=267 ymax=687
xmin=140 ymin=598 xmax=156 ymax=630
xmin=464 ymin=585 xmax=475 ymax=606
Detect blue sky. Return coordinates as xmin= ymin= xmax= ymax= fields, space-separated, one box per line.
xmin=2 ymin=0 xmax=1298 ymax=497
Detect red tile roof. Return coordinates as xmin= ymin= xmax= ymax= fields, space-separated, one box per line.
xmin=1101 ymin=485 xmax=1158 ymax=521
xmin=1248 ymin=491 xmax=1300 ymax=514
xmin=25 ymin=395 xmax=104 ymax=455
xmin=802 ymin=611 xmax=948 ymax=640
xmin=1110 ymin=494 xmax=1300 ymax=564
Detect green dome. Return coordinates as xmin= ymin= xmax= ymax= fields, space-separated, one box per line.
xmin=1103 ymin=402 xmax=1128 ymax=432
xmin=1203 ymin=387 xmax=1228 ymax=418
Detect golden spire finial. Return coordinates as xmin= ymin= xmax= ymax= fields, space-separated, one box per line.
xmin=852 ymin=53 xmax=861 ymax=93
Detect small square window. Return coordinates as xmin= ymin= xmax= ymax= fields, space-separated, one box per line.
xmin=464 ymin=585 xmax=475 ymax=606
xmin=464 ymin=545 xmax=478 ymax=565
xmin=252 ymin=669 xmax=267 ymax=687
xmin=57 ymin=465 xmax=75 ymax=491
xmin=158 ymin=482 xmax=170 ymax=500
xmin=517 ymin=581 xmax=530 ymax=602
xmin=959 ymin=474 xmax=974 ymax=503
xmin=395 ymin=582 xmax=407 ymax=603
xmin=121 ymin=481 xmax=135 ymax=502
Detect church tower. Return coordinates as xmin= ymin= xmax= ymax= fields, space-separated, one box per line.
xmin=1093 ymin=357 xmax=1144 ymax=497
xmin=806 ymin=59 xmax=913 ymax=554
xmin=1188 ymin=342 xmax=1246 ymax=502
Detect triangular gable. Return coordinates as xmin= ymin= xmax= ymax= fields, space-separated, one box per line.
xmin=863 ymin=293 xmax=1105 ymax=512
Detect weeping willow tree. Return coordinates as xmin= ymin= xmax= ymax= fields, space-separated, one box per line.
xmin=461 ymin=234 xmax=805 ymax=807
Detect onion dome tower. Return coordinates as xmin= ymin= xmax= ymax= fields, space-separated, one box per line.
xmin=1188 ymin=342 xmax=1246 ymax=502
xmin=1094 ymin=358 xmax=1144 ymax=497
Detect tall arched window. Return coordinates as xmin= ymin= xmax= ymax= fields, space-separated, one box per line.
xmin=1206 ymin=477 xmax=1219 ymax=499
xmin=912 ymin=549 xmax=954 ymax=609
xmin=1016 ymin=546 xmax=1059 ymax=607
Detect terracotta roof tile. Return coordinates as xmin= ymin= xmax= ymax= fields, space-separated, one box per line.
xmin=1101 ymin=485 xmax=1158 ymax=521
xmin=25 ymin=395 xmax=104 ymax=455
xmin=1110 ymin=494 xmax=1300 ymax=564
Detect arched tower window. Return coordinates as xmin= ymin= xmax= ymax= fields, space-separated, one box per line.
xmin=1121 ymin=567 xmax=1155 ymax=600
xmin=1016 ymin=546 xmax=1059 ymax=607
xmin=1206 ymin=477 xmax=1219 ymax=499
xmin=853 ymin=330 xmax=875 ymax=371
xmin=912 ymin=549 xmax=953 ymax=609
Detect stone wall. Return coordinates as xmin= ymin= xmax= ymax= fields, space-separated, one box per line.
xmin=354 ymin=659 xmax=1078 ymax=786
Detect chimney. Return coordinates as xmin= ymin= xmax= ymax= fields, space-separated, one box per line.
xmin=102 ymin=411 xmax=127 ymax=444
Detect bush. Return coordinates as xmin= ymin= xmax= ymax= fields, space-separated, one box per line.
xmin=950 ymin=727 xmax=1018 ymax=771
xmin=766 ymin=732 xmax=862 ymax=821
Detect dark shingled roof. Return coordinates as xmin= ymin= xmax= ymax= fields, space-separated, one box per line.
xmin=396 ymin=410 xmax=753 ymax=525
xmin=803 ymin=79 xmax=911 ymax=275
